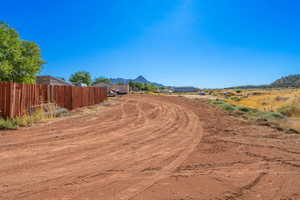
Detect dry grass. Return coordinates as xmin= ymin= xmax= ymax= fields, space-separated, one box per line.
xmin=214 ymin=88 xmax=300 ymax=132
xmin=281 ymin=118 xmax=300 ymax=131
xmin=223 ymin=89 xmax=300 ymax=114
xmin=1 ymin=103 xmax=65 ymax=130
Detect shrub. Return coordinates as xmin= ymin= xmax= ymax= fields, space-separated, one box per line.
xmin=14 ymin=109 xmax=45 ymax=127
xmin=277 ymin=105 xmax=300 ymax=117
xmin=230 ymin=96 xmax=241 ymax=101
xmin=208 ymin=99 xmax=237 ymax=111
xmin=219 ymin=103 xmax=237 ymax=111
xmin=274 ymin=96 xmax=289 ymax=101
xmin=31 ymin=109 xmax=45 ymax=123
xmin=15 ymin=115 xmax=33 ymax=127
xmin=208 ymin=99 xmax=225 ymax=105
xmin=1 ymin=105 xmax=66 ymax=130
xmin=261 ymin=112 xmax=285 ymax=120
xmin=237 ymin=106 xmax=251 ymax=112
xmin=0 ymin=118 xmax=18 ymax=130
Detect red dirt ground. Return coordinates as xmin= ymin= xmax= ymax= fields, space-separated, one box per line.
xmin=0 ymin=95 xmax=300 ymax=200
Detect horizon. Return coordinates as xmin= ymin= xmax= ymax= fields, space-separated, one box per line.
xmin=2 ymin=0 xmax=300 ymax=88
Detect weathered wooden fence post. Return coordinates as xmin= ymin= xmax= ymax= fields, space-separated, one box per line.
xmin=9 ymin=82 xmax=16 ymax=118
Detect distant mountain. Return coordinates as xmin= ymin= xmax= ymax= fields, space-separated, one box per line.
xmin=271 ymin=74 xmax=300 ymax=88
xmin=110 ymin=75 xmax=165 ymax=87
xmin=227 ymin=84 xmax=270 ymax=89
xmin=227 ymin=74 xmax=300 ymax=89
xmin=109 ymin=78 xmax=130 ymax=84
xmin=134 ymin=75 xmax=149 ymax=83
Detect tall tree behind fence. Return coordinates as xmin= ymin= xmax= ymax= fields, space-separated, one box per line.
xmin=0 ymin=82 xmax=107 ymax=118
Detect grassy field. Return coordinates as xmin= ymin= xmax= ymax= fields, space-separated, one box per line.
xmin=212 ymin=88 xmax=300 ymax=131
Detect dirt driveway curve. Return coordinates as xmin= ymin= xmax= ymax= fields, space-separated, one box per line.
xmin=0 ymin=95 xmax=300 ymax=200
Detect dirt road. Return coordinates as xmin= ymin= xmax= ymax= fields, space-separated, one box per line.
xmin=1 ymin=95 xmax=300 ymax=200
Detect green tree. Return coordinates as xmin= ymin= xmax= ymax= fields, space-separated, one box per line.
xmin=0 ymin=22 xmax=44 ymax=84
xmin=143 ymin=83 xmax=158 ymax=92
xmin=93 ymin=77 xmax=111 ymax=85
xmin=129 ymin=81 xmax=157 ymax=92
xmin=129 ymin=81 xmax=143 ymax=91
xmin=69 ymin=71 xmax=92 ymax=86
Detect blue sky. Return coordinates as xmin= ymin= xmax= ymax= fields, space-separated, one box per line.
xmin=2 ymin=0 xmax=300 ymax=88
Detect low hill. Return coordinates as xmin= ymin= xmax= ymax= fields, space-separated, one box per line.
xmin=227 ymin=84 xmax=270 ymax=89
xmin=228 ymin=74 xmax=300 ymax=89
xmin=271 ymin=74 xmax=300 ymax=88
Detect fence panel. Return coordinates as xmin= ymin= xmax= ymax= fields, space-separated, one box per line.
xmin=0 ymin=82 xmax=107 ymax=118
xmin=0 ymin=83 xmax=10 ymax=117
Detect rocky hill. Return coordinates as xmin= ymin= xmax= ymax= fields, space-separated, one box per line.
xmin=271 ymin=74 xmax=300 ymax=88
xmin=229 ymin=74 xmax=300 ymax=89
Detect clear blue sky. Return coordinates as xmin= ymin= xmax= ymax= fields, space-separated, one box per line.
xmin=2 ymin=0 xmax=300 ymax=88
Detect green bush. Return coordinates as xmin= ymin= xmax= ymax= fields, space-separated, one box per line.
xmin=230 ymin=96 xmax=241 ymax=101
xmin=219 ymin=103 xmax=237 ymax=111
xmin=0 ymin=118 xmax=18 ymax=130
xmin=237 ymin=106 xmax=251 ymax=112
xmin=208 ymin=99 xmax=237 ymax=111
xmin=261 ymin=112 xmax=285 ymax=120
xmin=14 ymin=115 xmax=33 ymax=127
xmin=208 ymin=99 xmax=225 ymax=105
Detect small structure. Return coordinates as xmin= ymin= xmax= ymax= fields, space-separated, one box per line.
xmin=37 ymin=76 xmax=71 ymax=86
xmin=173 ymin=87 xmax=198 ymax=93
xmin=113 ymin=84 xmax=130 ymax=94
xmin=158 ymin=88 xmax=173 ymax=93
xmin=93 ymin=83 xmax=129 ymax=95
xmin=93 ymin=82 xmax=112 ymax=89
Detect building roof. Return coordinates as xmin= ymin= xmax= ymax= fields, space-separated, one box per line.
xmin=93 ymin=83 xmax=129 ymax=94
xmin=93 ymin=82 xmax=113 ymax=88
xmin=37 ymin=76 xmax=72 ymax=86
xmin=113 ymin=84 xmax=129 ymax=93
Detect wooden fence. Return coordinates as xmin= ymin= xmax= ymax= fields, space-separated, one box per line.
xmin=0 ymin=82 xmax=107 ymax=118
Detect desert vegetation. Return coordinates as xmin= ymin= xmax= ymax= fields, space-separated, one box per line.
xmin=208 ymin=88 xmax=300 ymax=132
xmin=0 ymin=104 xmax=68 ymax=130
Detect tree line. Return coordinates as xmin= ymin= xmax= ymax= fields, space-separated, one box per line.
xmin=68 ymin=71 xmax=110 ymax=86
xmin=69 ymin=72 xmax=158 ymax=92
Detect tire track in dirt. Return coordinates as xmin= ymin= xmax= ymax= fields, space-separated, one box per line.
xmin=0 ymin=105 xmax=179 ymax=180
xmin=0 ymin=95 xmax=203 ymax=200
xmin=67 ymin=99 xmax=202 ymax=200
xmin=1 ymin=95 xmax=300 ymax=200
xmin=115 ymin=110 xmax=203 ymax=200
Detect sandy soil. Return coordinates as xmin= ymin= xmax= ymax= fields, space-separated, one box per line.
xmin=0 ymin=95 xmax=300 ymax=200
